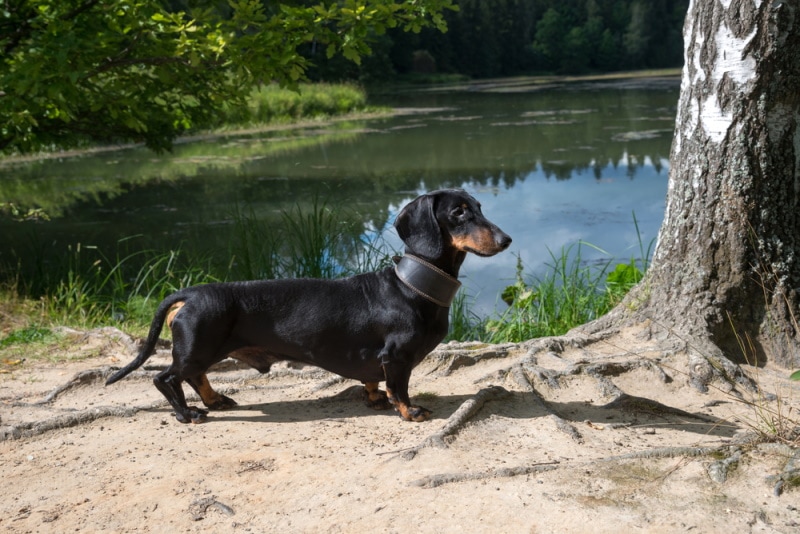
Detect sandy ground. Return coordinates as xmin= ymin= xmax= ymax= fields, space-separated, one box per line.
xmin=1 ymin=326 xmax=799 ymax=533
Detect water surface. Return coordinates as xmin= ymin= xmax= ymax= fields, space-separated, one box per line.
xmin=0 ymin=77 xmax=679 ymax=315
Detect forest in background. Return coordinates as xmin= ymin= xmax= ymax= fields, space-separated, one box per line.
xmin=305 ymin=0 xmax=689 ymax=82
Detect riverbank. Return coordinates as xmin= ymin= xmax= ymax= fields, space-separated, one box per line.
xmin=0 ymin=83 xmax=382 ymax=168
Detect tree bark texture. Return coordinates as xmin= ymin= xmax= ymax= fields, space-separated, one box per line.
xmin=632 ymin=0 xmax=800 ymax=368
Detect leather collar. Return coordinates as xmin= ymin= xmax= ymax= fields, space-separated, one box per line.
xmin=393 ymin=254 xmax=462 ymax=308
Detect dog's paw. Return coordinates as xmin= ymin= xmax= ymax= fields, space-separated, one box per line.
xmin=175 ymin=406 xmax=209 ymax=424
xmin=408 ymin=405 xmax=431 ymax=422
xmin=363 ymin=388 xmax=392 ymax=410
xmin=207 ymin=395 xmax=238 ymax=411
xmin=397 ymin=404 xmax=431 ymax=422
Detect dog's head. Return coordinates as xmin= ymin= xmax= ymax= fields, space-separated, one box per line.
xmin=394 ymin=189 xmax=511 ymax=259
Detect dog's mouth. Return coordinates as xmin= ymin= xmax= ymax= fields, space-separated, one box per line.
xmin=465 ymin=247 xmax=497 ymax=257
xmin=464 ymin=243 xmax=509 ymax=257
xmin=453 ymin=231 xmax=512 ymax=257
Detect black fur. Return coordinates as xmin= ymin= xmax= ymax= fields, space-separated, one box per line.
xmin=106 ymin=189 xmax=511 ymax=424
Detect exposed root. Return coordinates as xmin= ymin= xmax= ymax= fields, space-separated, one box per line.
xmin=605 ymin=445 xmax=726 ymax=461
xmin=427 ymin=342 xmax=516 ymax=375
xmin=401 ymin=385 xmax=511 ymax=460
xmin=706 ymin=448 xmax=742 ymax=483
xmin=31 ymin=368 xmax=114 ymax=405
xmin=189 ymin=496 xmax=235 ymax=520
xmin=510 ymin=365 xmax=583 ymax=443
xmin=516 ymin=331 xmax=613 ymax=364
xmin=764 ymin=444 xmax=800 ymax=496
xmin=409 ymin=446 xmax=731 ymax=489
xmin=311 ymin=375 xmax=349 ymax=392
xmin=410 ymin=462 xmax=560 ymax=488
xmin=0 ymin=402 xmax=162 ymax=441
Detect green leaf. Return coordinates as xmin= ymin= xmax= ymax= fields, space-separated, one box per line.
xmin=0 ymin=0 xmax=454 ymax=154
xmin=790 ymin=370 xmax=800 ymax=381
xmin=606 ymin=262 xmax=643 ymax=286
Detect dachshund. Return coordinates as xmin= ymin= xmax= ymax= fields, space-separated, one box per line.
xmin=106 ymin=189 xmax=511 ymax=424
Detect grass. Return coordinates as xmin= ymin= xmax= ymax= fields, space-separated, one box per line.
xmin=448 ymin=244 xmax=645 ymax=343
xmin=0 ymin=198 xmax=396 ymax=340
xmin=1 ymin=209 xmax=652 ymax=349
xmin=663 ymin=326 xmax=800 ymax=447
xmin=448 ymin=213 xmax=653 ymax=343
xmin=221 ymin=83 xmax=372 ymax=128
xmin=1 ymin=208 xmax=651 ymax=355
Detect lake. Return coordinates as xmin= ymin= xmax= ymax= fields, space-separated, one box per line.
xmin=0 ymin=75 xmax=680 ymax=316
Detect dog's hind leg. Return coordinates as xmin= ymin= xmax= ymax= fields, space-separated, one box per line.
xmin=363 ymin=382 xmax=391 ymax=410
xmin=186 ymin=374 xmax=238 ymax=410
xmin=153 ymin=368 xmax=208 ymax=424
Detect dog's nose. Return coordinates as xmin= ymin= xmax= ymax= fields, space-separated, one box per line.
xmin=496 ymin=232 xmax=512 ymax=250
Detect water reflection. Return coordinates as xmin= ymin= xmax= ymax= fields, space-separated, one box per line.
xmin=0 ymin=78 xmax=678 ymax=314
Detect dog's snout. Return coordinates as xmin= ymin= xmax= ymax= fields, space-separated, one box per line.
xmin=496 ymin=231 xmax=512 ymax=250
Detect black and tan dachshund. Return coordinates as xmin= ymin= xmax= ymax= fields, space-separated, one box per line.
xmin=106 ymin=189 xmax=511 ymax=424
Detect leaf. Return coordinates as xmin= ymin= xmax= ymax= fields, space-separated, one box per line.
xmin=790 ymin=370 xmax=800 ymax=381
xmin=606 ymin=262 xmax=642 ymax=286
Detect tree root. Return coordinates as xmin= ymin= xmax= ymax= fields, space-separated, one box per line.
xmin=427 ymin=342 xmax=517 ymax=375
xmin=410 ymin=445 xmax=734 ymax=489
xmin=410 ymin=461 xmax=560 ymax=488
xmin=401 ymin=385 xmax=511 ymax=460
xmin=604 ymin=445 xmax=725 ymax=461
xmin=706 ymin=448 xmax=742 ymax=483
xmin=764 ymin=443 xmax=800 ymax=496
xmin=32 ymin=368 xmax=115 ymax=405
xmin=509 ymin=365 xmax=583 ymax=443
xmin=189 ymin=496 xmax=235 ymax=520
xmin=0 ymin=402 xmax=162 ymax=441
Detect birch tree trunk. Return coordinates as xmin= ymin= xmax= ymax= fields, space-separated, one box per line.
xmin=611 ymin=0 xmax=800 ymax=383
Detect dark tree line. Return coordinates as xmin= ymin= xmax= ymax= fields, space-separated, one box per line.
xmin=307 ymin=0 xmax=688 ymax=81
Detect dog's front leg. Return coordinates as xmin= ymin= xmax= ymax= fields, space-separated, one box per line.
xmin=382 ymin=363 xmax=431 ymax=422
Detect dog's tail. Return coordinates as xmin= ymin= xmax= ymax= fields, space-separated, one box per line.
xmin=105 ymin=292 xmax=187 ymax=386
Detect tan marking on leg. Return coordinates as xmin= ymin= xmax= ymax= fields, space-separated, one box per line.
xmin=166 ymin=301 xmax=185 ymax=329
xmin=384 ymin=386 xmax=430 ymax=422
xmin=195 ymin=374 xmax=225 ymax=407
xmin=364 ymin=382 xmax=390 ymax=410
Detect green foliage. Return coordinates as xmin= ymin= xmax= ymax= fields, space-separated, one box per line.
xmin=23 ymin=199 xmax=394 ymax=329
xmin=280 ymin=198 xmax=352 ymax=279
xmin=790 ymin=370 xmax=800 ymax=381
xmin=224 ymin=83 xmax=369 ymax=126
xmin=231 ymin=198 xmax=395 ymax=280
xmin=0 ymin=202 xmax=50 ymax=221
xmin=449 ymin=213 xmax=654 ymax=343
xmin=447 ymin=291 xmax=485 ymax=341
xmin=483 ymin=245 xmax=622 ymax=342
xmin=0 ymin=325 xmax=55 ymax=348
xmin=39 ymin=241 xmax=218 ymax=327
xmin=0 ymin=0 xmax=455 ymax=154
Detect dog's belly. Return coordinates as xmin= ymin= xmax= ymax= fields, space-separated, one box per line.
xmin=226 ymin=343 xmax=386 ymax=383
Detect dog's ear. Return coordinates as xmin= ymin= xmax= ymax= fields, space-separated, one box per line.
xmin=394 ymin=193 xmax=443 ymax=258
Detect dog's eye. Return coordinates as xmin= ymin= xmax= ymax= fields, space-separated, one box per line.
xmin=451 ymin=206 xmax=465 ymax=217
